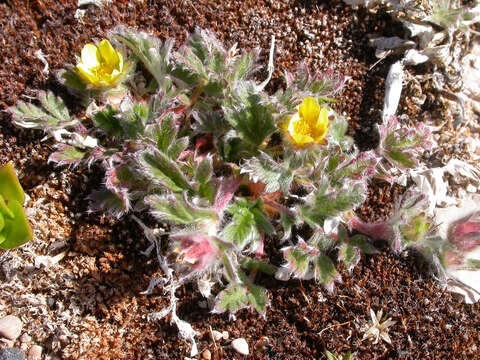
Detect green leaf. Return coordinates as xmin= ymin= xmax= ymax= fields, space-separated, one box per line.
xmin=178 ymin=46 xmax=208 ymax=78
xmin=214 ymin=282 xmax=268 ymax=314
xmin=314 ymin=254 xmax=338 ymax=286
xmin=0 ymin=200 xmax=33 ymax=250
xmin=0 ymin=163 xmax=25 ymax=204
xmin=300 ymin=183 xmax=366 ymax=227
xmin=215 ymin=284 xmax=249 ymax=313
xmin=139 ymin=150 xmax=192 ymax=192
xmin=0 ymin=195 xmax=14 ymax=220
xmin=386 ymin=150 xmax=416 ymax=169
xmin=167 ymin=137 xmax=189 ymax=160
xmin=146 ymin=194 xmax=217 ymax=224
xmin=9 ymin=91 xmax=77 ymax=131
xmin=155 ymin=115 xmax=178 ymax=153
xmin=332 ymin=151 xmax=378 ymax=183
xmin=203 ymin=79 xmax=225 ymax=97
xmin=243 ymin=152 xmax=293 ymax=194
xmin=282 ymin=243 xmax=311 ymax=278
xmin=232 ymin=51 xmax=260 ymax=82
xmin=246 ymin=283 xmax=268 ymax=313
xmin=328 ymin=114 xmax=350 ymax=145
xmin=198 ymin=183 xmax=215 ymax=204
xmin=48 ymin=145 xmax=85 ymax=168
xmin=192 ymin=109 xmax=230 ymax=135
xmin=223 ymin=90 xmax=276 ymax=148
xmin=326 ymin=351 xmax=351 ymax=360
xmin=187 ymin=31 xmax=210 ymax=63
xmin=93 ymin=107 xmax=123 ymax=136
xmin=348 ymin=234 xmax=377 ymax=255
xmin=223 ymin=199 xmax=274 ymax=250
xmin=240 ymin=257 xmax=276 ymax=275
xmin=88 ymin=189 xmax=128 ymax=218
xmin=222 ymin=209 xmax=258 ymax=249
xmin=339 ymin=243 xmax=360 ymax=271
xmin=280 ymin=210 xmax=295 ymax=241
xmin=195 ymin=156 xmax=213 ymax=185
xmin=114 ymin=28 xmax=173 ymax=89
xmin=399 ymin=213 xmax=430 ymax=244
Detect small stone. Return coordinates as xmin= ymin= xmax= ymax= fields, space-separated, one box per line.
xmin=19 ymin=334 xmax=31 ymax=343
xmin=201 ymin=349 xmax=211 ymax=360
xmin=0 ymin=348 xmax=26 ymax=360
xmin=222 ymin=331 xmax=229 ymax=340
xmin=0 ymin=316 xmax=23 ymax=340
xmin=27 ymin=345 xmax=42 ymax=360
xmin=231 ymin=338 xmax=249 ymax=356
xmin=0 ymin=339 xmax=14 ymax=348
xmin=211 ymin=330 xmax=223 ymax=341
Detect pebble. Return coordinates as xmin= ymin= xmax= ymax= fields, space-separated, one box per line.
xmin=0 ymin=348 xmax=26 ymax=360
xmin=19 ymin=334 xmax=31 ymax=343
xmin=201 ymin=349 xmax=211 ymax=360
xmin=221 ymin=331 xmax=229 ymax=340
xmin=27 ymin=345 xmax=42 ymax=360
xmin=211 ymin=330 xmax=223 ymax=341
xmin=231 ymin=338 xmax=249 ymax=356
xmin=0 ymin=316 xmax=23 ymax=340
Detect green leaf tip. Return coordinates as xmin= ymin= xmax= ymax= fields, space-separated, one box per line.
xmin=0 ymin=164 xmax=33 ymax=249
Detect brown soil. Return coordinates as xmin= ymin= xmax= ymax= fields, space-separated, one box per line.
xmin=0 ymin=1 xmax=479 ymax=359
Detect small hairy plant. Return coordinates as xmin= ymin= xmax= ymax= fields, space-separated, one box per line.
xmin=9 ymin=27 xmax=433 ymax=352
xmin=361 ymin=308 xmax=396 ymax=344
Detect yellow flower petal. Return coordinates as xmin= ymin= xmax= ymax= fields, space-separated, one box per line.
xmin=298 ymin=96 xmax=320 ymax=126
xmin=97 ymin=39 xmax=120 ymax=69
xmin=312 ymin=107 xmax=329 ymax=142
xmin=291 ymin=132 xmax=314 ymax=146
xmin=80 ymin=44 xmax=100 ymax=68
xmin=76 ymin=63 xmax=100 ymax=87
xmin=285 ymin=97 xmax=329 ymax=147
xmin=76 ymin=40 xmax=126 ymax=88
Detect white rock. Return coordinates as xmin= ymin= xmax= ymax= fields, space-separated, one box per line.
xmin=211 ymin=330 xmax=223 ymax=341
xmin=201 ymin=349 xmax=211 ymax=360
xmin=28 ymin=345 xmax=43 ymax=360
xmin=20 ymin=333 xmax=32 ymax=343
xmin=231 ymin=338 xmax=249 ymax=355
xmin=466 ymin=184 xmax=477 ymax=193
xmin=222 ymin=331 xmax=229 ymax=340
xmin=0 ymin=315 xmax=22 ymax=340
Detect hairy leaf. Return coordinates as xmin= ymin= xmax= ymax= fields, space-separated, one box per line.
xmin=223 ymin=199 xmax=274 ymax=250
xmin=93 ymin=106 xmax=123 ymax=136
xmin=114 ymin=27 xmax=174 ymax=89
xmin=214 ymin=282 xmax=268 ymax=314
xmin=9 ymin=91 xmax=77 ymax=131
xmin=240 ymin=257 xmax=276 ymax=275
xmin=195 ymin=156 xmax=213 ymax=185
xmin=48 ymin=144 xmax=85 ymax=168
xmin=223 ymin=90 xmax=276 ymax=148
xmin=300 ymin=183 xmax=367 ymax=227
xmin=146 ymin=194 xmax=217 ymax=224
xmin=139 ymin=150 xmax=192 ymax=192
xmin=313 ymin=254 xmax=339 ymax=289
xmin=243 ymin=152 xmax=293 ymax=194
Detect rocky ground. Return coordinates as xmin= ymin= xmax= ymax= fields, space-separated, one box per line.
xmin=0 ymin=0 xmax=479 ymax=359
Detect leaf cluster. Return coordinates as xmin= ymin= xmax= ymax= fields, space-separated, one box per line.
xmin=8 ymin=27 xmax=434 ymax=315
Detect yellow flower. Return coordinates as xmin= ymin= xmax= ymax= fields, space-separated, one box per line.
xmin=76 ymin=40 xmax=125 ymax=88
xmin=286 ymin=97 xmax=329 ymax=147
